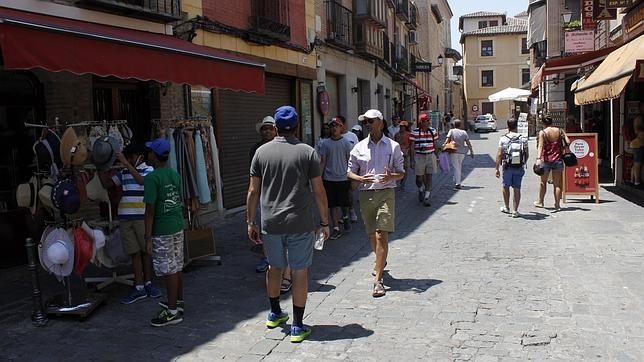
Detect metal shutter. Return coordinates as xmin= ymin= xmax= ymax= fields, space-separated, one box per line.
xmin=218 ymin=75 xmax=292 ymax=209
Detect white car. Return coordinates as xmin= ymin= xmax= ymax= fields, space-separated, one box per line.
xmin=474 ymin=114 xmax=497 ymax=132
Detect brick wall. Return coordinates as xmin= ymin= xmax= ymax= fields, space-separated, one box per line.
xmin=32 ymin=70 xmax=93 ymax=123
xmin=202 ymin=0 xmax=308 ymax=48
xmin=159 ymin=83 xmax=186 ymax=120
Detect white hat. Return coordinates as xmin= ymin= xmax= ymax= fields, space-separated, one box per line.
xmin=81 ymin=222 xmax=106 ymax=262
xmin=86 ymin=173 xmax=109 ymax=202
xmin=358 ymin=109 xmax=383 ymax=121
xmin=255 ymin=116 xmax=276 ymax=134
xmin=351 ymin=124 xmax=363 ymax=132
xmin=38 ymin=226 xmax=55 ymax=273
xmin=40 ymin=227 xmax=74 ymax=280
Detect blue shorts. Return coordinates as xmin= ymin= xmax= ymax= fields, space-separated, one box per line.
xmin=543 ymin=160 xmax=564 ymax=172
xmin=502 ymin=167 xmax=525 ymax=189
xmin=262 ymin=232 xmax=315 ymax=270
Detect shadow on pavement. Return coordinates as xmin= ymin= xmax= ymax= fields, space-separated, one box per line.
xmin=303 ymin=323 xmax=374 ymax=341
xmin=520 ymin=212 xmax=550 ymax=221
xmin=383 ymin=273 xmax=443 ymax=294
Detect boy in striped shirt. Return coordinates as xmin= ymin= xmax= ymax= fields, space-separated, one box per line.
xmin=410 ymin=114 xmax=440 ymax=206
xmin=100 ymin=143 xmax=161 ymax=304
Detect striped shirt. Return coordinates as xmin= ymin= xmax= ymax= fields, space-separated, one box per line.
xmin=112 ymin=162 xmax=154 ymax=220
xmin=409 ymin=127 xmax=439 ymax=154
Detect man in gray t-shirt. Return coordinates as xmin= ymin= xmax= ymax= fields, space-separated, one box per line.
xmin=319 ymin=117 xmax=353 ymax=239
xmin=246 ymin=105 xmax=329 ymax=343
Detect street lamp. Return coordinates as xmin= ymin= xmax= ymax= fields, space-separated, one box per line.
xmin=437 ymin=54 xmax=444 ymax=66
xmin=562 ymin=9 xmax=572 ymax=25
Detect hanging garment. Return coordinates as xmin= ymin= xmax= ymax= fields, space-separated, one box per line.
xmin=176 ymin=129 xmax=198 ymax=203
xmin=207 ymin=125 xmax=224 ymax=210
xmin=166 ymin=128 xmax=178 ymax=171
xmin=200 ymin=128 xmax=216 ymax=195
xmin=194 ymin=129 xmax=212 ymax=204
xmin=88 ymin=126 xmax=106 ymax=149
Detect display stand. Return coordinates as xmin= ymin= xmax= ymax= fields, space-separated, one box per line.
xmin=44 ymin=276 xmax=106 ymax=320
xmin=563 ymin=133 xmax=600 ymax=203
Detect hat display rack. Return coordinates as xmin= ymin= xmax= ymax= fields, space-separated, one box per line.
xmin=22 ymin=118 xmax=140 ymax=322
xmin=152 ymin=117 xmax=222 ymax=266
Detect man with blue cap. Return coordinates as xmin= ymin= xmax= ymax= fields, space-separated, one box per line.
xmin=246 ymin=105 xmax=330 ymax=343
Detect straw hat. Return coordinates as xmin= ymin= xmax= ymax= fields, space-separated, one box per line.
xmin=16 ymin=176 xmax=38 ymax=214
xmin=86 ymin=173 xmax=109 ymax=202
xmin=38 ymin=177 xmax=55 ymax=212
xmin=60 ymin=127 xmax=88 ymax=166
xmin=40 ymin=227 xmax=74 ymax=280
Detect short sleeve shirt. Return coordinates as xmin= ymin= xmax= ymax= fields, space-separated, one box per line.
xmin=318 ymin=137 xmax=352 ymax=181
xmin=143 ymin=167 xmax=184 ymax=236
xmin=342 ymin=131 xmax=359 ymax=147
xmin=250 ymin=136 xmax=322 ymax=234
xmin=410 ymin=127 xmax=439 ymax=154
xmin=347 ymin=135 xmax=405 ymax=191
xmin=446 ymin=129 xmax=469 ymax=154
xmin=498 ymin=132 xmax=528 ymax=165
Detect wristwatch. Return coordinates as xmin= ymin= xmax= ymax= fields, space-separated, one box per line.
xmin=247 ymin=221 xmax=257 ymax=226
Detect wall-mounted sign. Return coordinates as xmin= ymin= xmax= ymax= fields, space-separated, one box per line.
xmin=471 ymin=104 xmax=479 ymax=112
xmin=547 ymin=101 xmax=568 ymax=111
xmin=606 ymin=0 xmax=635 ymax=8
xmin=414 ymin=62 xmax=434 ymax=73
xmin=622 ymin=1 xmax=644 ymax=41
xmin=565 ymin=30 xmax=595 ymax=53
xmin=594 ymin=0 xmax=618 ymax=20
xmin=583 ymin=0 xmax=597 ymax=30
xmin=418 ymin=95 xmax=429 ymax=111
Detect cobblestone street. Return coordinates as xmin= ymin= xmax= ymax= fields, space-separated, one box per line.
xmin=2 ymin=131 xmax=644 ymax=361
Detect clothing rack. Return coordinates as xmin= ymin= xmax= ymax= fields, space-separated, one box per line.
xmin=65 ymin=119 xmax=128 ymax=128
xmin=151 ymin=118 xmax=212 ymax=130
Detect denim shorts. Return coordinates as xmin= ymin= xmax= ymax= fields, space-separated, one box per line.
xmin=634 ymin=147 xmax=644 ymax=163
xmin=502 ymin=167 xmax=525 ymax=189
xmin=262 ymin=232 xmax=315 ymax=270
xmin=543 ymin=160 xmax=564 ymax=172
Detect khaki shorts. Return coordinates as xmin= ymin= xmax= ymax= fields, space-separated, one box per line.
xmin=120 ymin=219 xmax=145 ymax=255
xmin=152 ymin=231 xmax=184 ymax=276
xmin=414 ymin=153 xmax=437 ymax=176
xmin=359 ymin=188 xmax=395 ymax=234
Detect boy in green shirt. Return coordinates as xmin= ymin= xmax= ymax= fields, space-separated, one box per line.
xmin=143 ymin=138 xmax=185 ymax=327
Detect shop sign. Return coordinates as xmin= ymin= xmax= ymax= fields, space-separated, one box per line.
xmin=636 ymin=60 xmax=644 ymax=82
xmin=547 ymin=101 xmax=567 ymax=111
xmin=414 ymin=62 xmax=434 ymax=72
xmin=563 ymin=133 xmax=599 ymax=203
xmin=593 ymin=0 xmax=618 ymax=20
xmin=418 ymin=95 xmax=429 ymax=111
xmin=517 ymin=112 xmax=529 ymax=138
xmin=583 ymin=0 xmax=597 ymax=30
xmin=606 ymin=0 xmax=636 ymax=8
xmin=622 ymin=1 xmax=644 ymax=41
xmin=564 ymin=30 xmax=595 ymax=53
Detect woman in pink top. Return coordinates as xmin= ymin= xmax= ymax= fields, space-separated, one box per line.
xmin=535 ymin=116 xmax=570 ymax=211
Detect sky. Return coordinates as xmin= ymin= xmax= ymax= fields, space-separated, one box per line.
xmin=449 ymin=0 xmax=529 ymax=49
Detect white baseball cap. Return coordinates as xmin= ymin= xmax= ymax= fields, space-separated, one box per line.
xmin=358 ymin=109 xmax=383 ymax=121
xmin=351 ymin=124 xmax=362 ymax=132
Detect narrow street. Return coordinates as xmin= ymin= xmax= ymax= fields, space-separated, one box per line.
xmin=2 ymin=131 xmax=643 ymax=361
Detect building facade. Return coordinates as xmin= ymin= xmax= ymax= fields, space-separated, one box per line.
xmin=460 ymin=11 xmax=529 ymax=126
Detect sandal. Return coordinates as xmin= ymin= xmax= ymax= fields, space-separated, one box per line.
xmin=372 ymin=281 xmax=386 ymax=298
xmin=280 ymin=278 xmax=292 ymax=294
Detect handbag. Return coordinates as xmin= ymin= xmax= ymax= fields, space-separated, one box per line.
xmin=442 ymin=141 xmax=458 ymax=153
xmin=533 ymin=159 xmax=545 ymax=176
xmin=559 ymin=128 xmax=578 ymax=167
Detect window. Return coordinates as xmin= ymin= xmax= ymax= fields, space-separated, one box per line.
xmin=481 ymin=102 xmax=494 ymax=115
xmin=489 ymin=20 xmax=499 ymax=27
xmin=481 ymin=40 xmax=493 ymax=56
xmin=478 ymin=20 xmax=487 ymax=29
xmin=521 ymin=68 xmax=531 ymax=85
xmin=521 ymin=38 xmax=529 ymax=54
xmin=189 ymin=85 xmax=212 ymax=118
xmin=481 ymin=70 xmax=494 ymax=87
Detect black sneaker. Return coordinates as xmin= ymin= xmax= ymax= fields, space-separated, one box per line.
xmin=158 ymin=300 xmax=184 ymax=313
xmin=329 ymin=228 xmax=343 ymax=240
xmin=342 ymin=217 xmax=351 ymax=232
xmin=150 ymin=308 xmax=183 ymax=327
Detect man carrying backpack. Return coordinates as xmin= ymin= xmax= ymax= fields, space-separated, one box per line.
xmin=495 ymin=119 xmax=529 ymax=218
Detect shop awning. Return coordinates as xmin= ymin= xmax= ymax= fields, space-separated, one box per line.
xmin=574 ymin=35 xmax=644 ymax=105
xmin=488 ymin=87 xmax=532 ymax=102
xmin=529 ymin=46 xmax=616 ymax=91
xmin=0 ymin=7 xmax=265 ymax=93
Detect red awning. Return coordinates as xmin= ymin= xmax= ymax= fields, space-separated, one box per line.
xmin=0 ymin=7 xmax=265 ymax=93
xmin=530 ymin=46 xmax=616 ymax=91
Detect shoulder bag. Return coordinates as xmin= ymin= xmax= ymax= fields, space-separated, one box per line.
xmin=560 ymin=128 xmax=578 ymax=167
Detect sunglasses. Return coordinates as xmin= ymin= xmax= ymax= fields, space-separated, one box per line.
xmin=361 ymin=118 xmax=377 ymax=125
xmin=330 ymin=123 xmax=342 ymax=128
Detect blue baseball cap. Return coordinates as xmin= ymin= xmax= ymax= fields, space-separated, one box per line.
xmin=274 ymin=106 xmax=298 ymax=130
xmin=145 ymin=138 xmax=170 ymax=156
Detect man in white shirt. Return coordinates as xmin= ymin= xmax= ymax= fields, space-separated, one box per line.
xmin=388 ymin=115 xmax=401 ymax=139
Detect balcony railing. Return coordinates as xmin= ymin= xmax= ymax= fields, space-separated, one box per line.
xmin=354 ymin=20 xmax=384 ymax=58
xmin=383 ymin=33 xmax=390 ymax=65
xmin=353 ymin=0 xmax=386 ymax=29
xmin=325 ymin=0 xmax=353 ymax=49
xmin=250 ymin=0 xmax=291 ymax=42
xmin=395 ymin=0 xmax=409 ymax=23
xmin=406 ymin=3 xmax=417 ymax=30
xmin=77 ymin=0 xmax=181 ymax=21
xmin=397 ymin=45 xmax=409 ymax=73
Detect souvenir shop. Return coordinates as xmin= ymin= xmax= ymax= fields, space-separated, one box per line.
xmin=0 ymin=7 xmax=265 ymax=319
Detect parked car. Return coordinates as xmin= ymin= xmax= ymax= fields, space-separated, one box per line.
xmin=474 ymin=114 xmax=497 ymax=132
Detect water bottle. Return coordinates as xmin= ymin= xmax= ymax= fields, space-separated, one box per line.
xmin=314 ymin=232 xmax=325 ymax=250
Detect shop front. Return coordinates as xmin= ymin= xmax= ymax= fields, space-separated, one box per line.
xmin=573 ymin=34 xmax=644 ymax=196
xmin=0 ymin=4 xmax=265 ymax=287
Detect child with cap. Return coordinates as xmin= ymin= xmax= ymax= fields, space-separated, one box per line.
xmin=143 ymin=138 xmax=185 ymax=327
xmin=98 ymin=143 xmax=161 ymax=304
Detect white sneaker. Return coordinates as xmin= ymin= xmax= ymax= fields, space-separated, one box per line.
xmin=350 ymin=209 xmax=358 ymax=223
xmin=512 ymin=211 xmax=520 ymax=218
xmin=500 ymin=206 xmax=510 ymax=214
